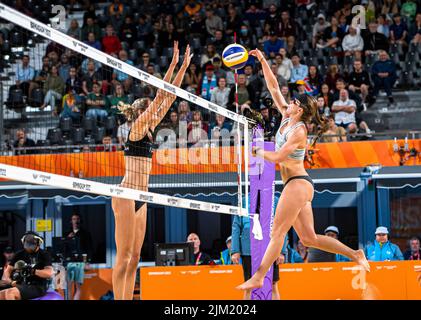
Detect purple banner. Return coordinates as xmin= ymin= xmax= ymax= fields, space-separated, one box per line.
xmin=249 ymin=140 xmax=276 ymax=300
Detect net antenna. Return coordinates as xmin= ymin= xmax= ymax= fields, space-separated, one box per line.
xmin=0 ymin=4 xmax=249 ymax=217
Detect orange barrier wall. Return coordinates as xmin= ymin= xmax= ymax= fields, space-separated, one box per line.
xmin=0 ymin=139 xmax=420 ymax=178
xmin=80 ymin=261 xmax=421 ymax=300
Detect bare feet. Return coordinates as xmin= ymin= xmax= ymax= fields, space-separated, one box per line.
xmin=354 ymin=249 xmax=371 ymax=272
xmin=236 ymin=276 xmax=264 ymax=291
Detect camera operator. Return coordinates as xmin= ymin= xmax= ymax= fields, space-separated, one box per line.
xmin=0 ymin=231 xmax=53 ymax=300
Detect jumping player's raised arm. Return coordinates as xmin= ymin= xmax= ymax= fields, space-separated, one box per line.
xmin=132 ymin=45 xmax=192 ymax=135
xmin=249 ymin=49 xmax=288 ymax=116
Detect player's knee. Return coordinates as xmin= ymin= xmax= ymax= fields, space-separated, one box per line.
xmin=300 ymin=234 xmax=318 ymax=247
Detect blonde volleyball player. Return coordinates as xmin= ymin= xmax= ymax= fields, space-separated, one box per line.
xmin=237 ymin=49 xmax=370 ymax=292
xmin=111 ymin=42 xmax=192 ymax=300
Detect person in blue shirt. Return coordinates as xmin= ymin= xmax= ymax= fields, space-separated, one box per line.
xmin=365 ymin=226 xmax=404 ymax=261
xmin=10 ymin=55 xmax=35 ymax=98
xmin=371 ymin=50 xmax=397 ymax=104
xmin=290 ymin=54 xmax=309 ymax=83
xmin=263 ymin=31 xmax=285 ymax=59
xmin=324 ymin=226 xmax=351 ymax=262
xmin=390 ymin=13 xmax=409 ymax=47
xmin=281 ymin=233 xmax=304 ymax=264
xmin=208 ymin=114 xmax=233 ymax=141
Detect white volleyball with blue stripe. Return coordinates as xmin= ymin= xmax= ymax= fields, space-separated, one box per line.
xmin=222 ymin=44 xmax=249 ymax=70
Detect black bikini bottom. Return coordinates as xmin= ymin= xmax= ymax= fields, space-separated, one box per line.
xmin=284 ymin=175 xmax=314 ymax=188
xmin=135 ymin=200 xmax=145 ymax=211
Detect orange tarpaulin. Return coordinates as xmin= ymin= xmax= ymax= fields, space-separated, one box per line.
xmin=0 ymin=139 xmax=419 ymax=178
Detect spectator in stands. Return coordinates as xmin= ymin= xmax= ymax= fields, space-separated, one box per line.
xmin=269 ymin=62 xmax=287 ymax=88
xmin=28 ymin=56 xmax=50 ymax=99
xmin=244 ymin=3 xmax=265 ymax=31
xmin=318 ymin=16 xmax=344 ymax=49
xmin=106 ymin=83 xmax=129 ymax=122
xmin=220 ymin=236 xmax=233 ymax=265
xmin=178 ymin=101 xmax=193 ymax=123
xmin=297 ymin=239 xmax=309 ymax=262
xmin=321 ymin=114 xmax=347 ymax=142
xmin=338 ymin=14 xmax=350 ymax=35
xmin=404 ymin=236 xmax=421 ymax=260
xmin=165 ymin=111 xmax=180 ymax=138
xmin=312 ymin=13 xmax=331 ymax=48
xmin=65 ymin=67 xmax=84 ymax=97
xmin=278 ymin=11 xmax=296 ymax=52
xmin=67 ymin=19 xmax=81 ymax=40
xmin=213 ymin=30 xmax=227 ymax=53
xmin=348 ymin=60 xmax=371 ymax=105
xmin=377 ymin=14 xmax=390 ymax=38
xmin=263 ymin=31 xmax=285 ymax=59
xmin=325 ymin=64 xmax=342 ymax=91
xmin=96 ymin=136 xmax=117 ymax=152
xmin=85 ymin=82 xmax=107 ymax=123
xmin=185 ymin=0 xmax=202 ymax=17
xmin=244 ymin=65 xmax=263 ymax=101
xmin=189 ymin=12 xmax=207 ymax=45
xmin=85 ymin=32 xmax=102 ymax=51
xmin=320 ymin=83 xmax=334 ymax=108
xmin=342 ymin=26 xmax=364 ymax=60
xmin=112 ymin=50 xmax=133 ymax=92
xmin=0 ymin=247 xmax=14 ymax=280
xmin=363 ymin=22 xmax=390 ymax=57
xmin=280 ymin=85 xmax=291 ymax=103
xmin=138 ymin=52 xmax=157 ymax=73
xmin=275 ymin=52 xmax=292 ymax=82
xmin=58 ymin=53 xmax=71 ymax=82
xmin=307 ymin=65 xmax=323 ymax=96
xmin=390 ymin=13 xmax=409 ymax=48
xmin=316 ymin=95 xmax=329 ymax=117
xmin=187 ymin=110 xmax=208 ymax=145
xmin=81 ymin=17 xmax=102 ymax=42
xmin=13 ymin=129 xmax=35 ymax=155
xmin=324 ymin=226 xmax=351 ymax=262
xmin=365 ymin=226 xmax=404 ymax=261
xmin=200 ymin=43 xmax=221 ymax=69
xmin=208 ymin=114 xmax=232 ymax=142
xmin=381 ymin=0 xmax=399 ymax=18
xmin=200 ymin=64 xmax=217 ymax=101
xmin=187 ymin=233 xmax=213 ymax=265
xmin=107 ymin=0 xmax=126 ymax=31
xmin=226 ymin=6 xmax=241 ymax=37
xmin=264 ymin=4 xmax=280 ymax=32
xmin=40 ymin=65 xmax=65 ymax=114
xmin=184 ymin=63 xmax=201 ymax=94
xmin=332 ymin=89 xmax=358 ymax=134
xmin=410 ymin=13 xmax=421 ymax=45
xmin=210 ymin=77 xmax=230 ymax=109
xmin=238 ymin=24 xmax=256 ymax=49
xmin=401 ymin=0 xmax=417 ymax=23
xmin=205 ymin=7 xmax=223 ymax=38
xmin=102 ymin=25 xmax=122 ymax=56
xmin=290 ymin=54 xmax=308 ymax=83
xmin=60 ymin=91 xmax=82 ymax=122
xmin=120 ymin=15 xmax=136 ymax=48
xmin=82 ymin=59 xmax=103 ymax=95
xmin=11 ymin=55 xmax=34 ymax=98
xmin=281 ymin=238 xmax=304 ymax=264
xmin=82 ymin=2 xmax=97 ymax=27
xmin=371 ymin=50 xmax=397 ymax=104
xmin=211 ymin=57 xmax=228 ymax=80
xmin=228 ymin=74 xmax=253 ymax=112
xmin=136 ymin=14 xmax=152 ymax=43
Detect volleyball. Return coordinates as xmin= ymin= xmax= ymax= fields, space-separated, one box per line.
xmin=222 ymin=44 xmax=249 ymax=70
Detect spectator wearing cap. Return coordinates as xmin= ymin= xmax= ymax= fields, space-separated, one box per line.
xmin=295 ymin=80 xmax=307 ymax=96
xmin=390 ymin=13 xmax=409 ymax=47
xmin=290 ymin=54 xmax=308 ymax=83
xmin=404 ymin=236 xmax=421 ymax=260
xmin=1 ymin=247 xmax=14 ymax=279
xmin=324 ymin=226 xmax=351 ymax=262
xmin=263 ymin=31 xmax=286 ymax=59
xmin=312 ymin=13 xmax=331 ymax=48
xmin=200 ymin=64 xmax=217 ymax=101
xmin=365 ymin=226 xmax=404 ymax=261
xmin=371 ymin=50 xmax=397 ymax=105
xmin=342 ymin=26 xmax=364 ymax=60
xmin=220 ymin=236 xmax=235 ymax=265
xmin=211 ymin=77 xmax=230 ymax=108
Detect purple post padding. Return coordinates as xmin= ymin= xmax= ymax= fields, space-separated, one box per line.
xmin=249 ymin=139 xmax=276 ymax=300
xmin=31 ymin=289 xmax=64 ymax=300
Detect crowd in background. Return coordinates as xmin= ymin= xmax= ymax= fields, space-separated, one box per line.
xmin=3 ymin=0 xmax=421 ymax=152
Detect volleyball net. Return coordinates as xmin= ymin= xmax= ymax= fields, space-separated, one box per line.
xmin=0 ymin=4 xmax=250 ymax=216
